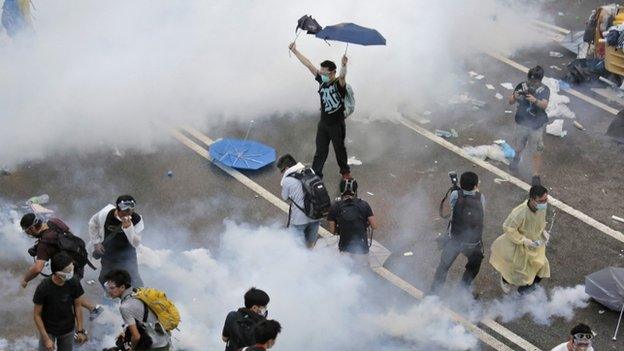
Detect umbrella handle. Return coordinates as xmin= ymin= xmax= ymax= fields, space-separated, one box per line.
xmin=613 ymin=302 xmax=624 ymax=340
xmin=289 ymin=31 xmax=302 ymax=58
xmin=344 ymin=43 xmax=349 ymax=55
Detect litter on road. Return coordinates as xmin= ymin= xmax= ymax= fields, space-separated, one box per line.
xmin=366 ymin=191 xmax=375 ymax=196
xmin=475 ymin=75 xmax=484 ymax=80
xmin=543 ymin=78 xmax=576 ymax=119
xmin=550 ymin=65 xmax=562 ymax=71
xmin=403 ymin=251 xmax=413 ymax=257
xmin=486 ymin=84 xmax=495 ymax=90
xmin=435 ymin=129 xmax=458 ymax=138
xmin=573 ymin=121 xmax=586 ymax=130
xmin=494 ymin=178 xmax=509 ymax=184
xmin=500 ymin=82 xmax=514 ymax=90
xmin=549 ymin=51 xmax=564 ymax=58
xmin=495 ymin=93 xmax=503 ymax=100
xmin=462 ymin=144 xmax=511 ymax=164
xmin=504 ymin=110 xmax=513 ymax=114
xmin=546 ymin=119 xmax=567 ymax=137
xmin=347 ymin=156 xmax=363 ymax=165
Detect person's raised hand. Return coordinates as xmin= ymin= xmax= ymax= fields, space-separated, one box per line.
xmin=342 ymin=55 xmax=348 ymax=66
xmin=288 ymin=42 xmax=296 ymax=52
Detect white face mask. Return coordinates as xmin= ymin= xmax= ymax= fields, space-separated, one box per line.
xmin=56 ymin=264 xmax=74 ymax=281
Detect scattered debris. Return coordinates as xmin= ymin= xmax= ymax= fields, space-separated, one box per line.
xmin=423 ymin=110 xmax=432 ymax=116
xmin=549 ymin=51 xmax=564 ymax=58
xmin=501 ymin=83 xmax=514 ymax=90
xmin=403 ymin=251 xmax=414 ymax=257
xmin=475 ymin=75 xmax=485 ymax=80
xmin=463 ymin=144 xmax=510 ymax=164
xmin=486 ymin=84 xmax=495 ymax=90
xmin=26 ymin=194 xmax=50 ymax=205
xmin=167 ymin=170 xmax=173 ymax=177
xmin=543 ymin=78 xmax=576 ymax=119
xmin=366 ymin=192 xmax=375 ymax=196
xmin=546 ymin=119 xmax=567 ymax=137
xmin=31 ymin=204 xmax=54 ymax=215
xmin=389 ymin=173 xmax=397 ymax=178
xmin=558 ymin=80 xmax=571 ymax=90
xmin=347 ymin=156 xmax=363 ymax=166
xmin=86 ymin=280 xmax=97 ymax=286
xmin=573 ymin=121 xmax=586 ymax=130
xmin=415 ymin=167 xmax=437 ymax=174
xmin=114 ymin=147 xmax=124 ymax=157
xmin=558 ymin=12 xmax=565 ymax=17
xmin=415 ymin=117 xmax=431 ymax=124
xmin=495 ymin=93 xmax=504 ymax=100
xmin=468 ymin=71 xmax=479 ymax=77
xmin=254 ymin=194 xmax=259 ymax=198
xmin=468 ymin=138 xmax=474 ymax=141
xmin=494 ymin=178 xmax=509 ymax=184
xmin=0 ymin=169 xmax=10 ymax=176
xmin=470 ymin=99 xmax=487 ymax=108
xmin=603 ymin=188 xmax=607 ymax=195
xmin=504 ymin=110 xmax=513 ymax=114
xmin=550 ymin=65 xmax=562 ymax=71
xmin=599 ymin=310 xmax=606 ymax=314
xmin=612 ymin=215 xmax=624 ymax=224
xmin=346 ymin=138 xmax=354 ymax=144
xmin=435 ymin=129 xmax=459 ymax=138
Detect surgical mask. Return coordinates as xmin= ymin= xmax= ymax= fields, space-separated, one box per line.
xmin=320 ymin=74 xmax=330 ymax=83
xmin=258 ymin=307 xmax=268 ymax=317
xmin=57 ymin=269 xmax=74 ymax=281
xmin=536 ymin=203 xmax=547 ymax=211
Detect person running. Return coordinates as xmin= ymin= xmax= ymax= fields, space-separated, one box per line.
xmin=103 ymin=269 xmax=171 ymax=351
xmin=327 ymin=178 xmax=377 ymax=256
xmin=33 ymin=252 xmax=88 ymax=351
xmin=550 ymin=323 xmax=594 ymax=351
xmin=89 ymin=195 xmax=144 ymax=289
xmin=222 ymin=287 xmax=270 ymax=351
xmin=430 ymin=172 xmax=485 ymax=294
xmin=20 ymin=213 xmax=102 ymax=319
xmin=490 ymin=185 xmax=551 ymax=294
xmin=288 ymin=41 xmax=351 ymax=180
xmin=242 ymin=320 xmax=282 ymax=351
xmin=508 ymin=65 xmax=550 ymax=186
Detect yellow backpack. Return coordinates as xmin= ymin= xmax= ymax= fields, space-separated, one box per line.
xmin=133 ymin=288 xmax=180 ymax=331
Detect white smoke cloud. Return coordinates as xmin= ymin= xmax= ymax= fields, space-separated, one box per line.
xmin=0 ymin=0 xmax=547 ymax=167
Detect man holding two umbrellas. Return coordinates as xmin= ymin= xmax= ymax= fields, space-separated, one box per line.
xmin=289 ymin=41 xmax=351 ymax=180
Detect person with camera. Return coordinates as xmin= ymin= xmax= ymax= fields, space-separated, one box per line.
xmin=33 ymin=252 xmax=88 ymax=351
xmin=508 ymin=65 xmax=550 ymax=186
xmin=489 ymin=185 xmax=551 ymax=294
xmin=103 ymin=269 xmax=171 ymax=351
xmin=20 ymin=213 xmax=102 ymax=319
xmin=88 ymin=195 xmax=144 ymax=289
xmin=430 ymin=172 xmax=485 ymax=295
xmin=327 ymin=178 xmax=377 ymax=257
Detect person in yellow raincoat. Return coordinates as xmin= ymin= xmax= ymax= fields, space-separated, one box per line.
xmin=490 ymin=185 xmax=551 ymax=294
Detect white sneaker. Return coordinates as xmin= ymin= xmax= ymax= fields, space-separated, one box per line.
xmin=500 ymin=276 xmax=512 ymax=294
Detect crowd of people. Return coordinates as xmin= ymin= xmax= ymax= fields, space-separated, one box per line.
xmin=10 ymin=46 xmax=593 ymax=351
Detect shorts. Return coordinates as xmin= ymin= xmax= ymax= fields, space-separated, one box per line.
xmin=514 ymin=124 xmax=544 ymax=154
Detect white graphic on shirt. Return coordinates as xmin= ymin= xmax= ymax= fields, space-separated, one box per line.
xmin=319 ymin=84 xmax=343 ymax=113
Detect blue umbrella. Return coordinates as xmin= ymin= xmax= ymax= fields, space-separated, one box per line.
xmin=315 ymin=22 xmax=386 ymax=53
xmin=209 ymin=138 xmax=276 ymax=170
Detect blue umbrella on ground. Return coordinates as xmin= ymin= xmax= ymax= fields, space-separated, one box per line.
xmin=209 ymin=138 xmax=276 ymax=170
xmin=315 ymin=22 xmax=386 ymax=54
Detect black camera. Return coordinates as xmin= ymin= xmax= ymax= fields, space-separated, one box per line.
xmin=448 ymin=171 xmax=458 ymax=188
xmin=28 ymin=245 xmax=37 ymax=257
xmin=517 ymin=82 xmax=535 ymax=98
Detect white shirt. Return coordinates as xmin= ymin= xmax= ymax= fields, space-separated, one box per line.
xmin=550 ymin=342 xmax=593 ymax=351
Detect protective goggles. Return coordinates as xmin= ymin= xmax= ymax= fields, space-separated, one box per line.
xmin=573 ymin=333 xmax=593 ymax=343
xmin=117 ymin=200 xmax=136 ymax=211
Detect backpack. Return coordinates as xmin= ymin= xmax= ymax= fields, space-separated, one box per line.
xmin=42 ymin=218 xmax=95 ymax=273
xmin=450 ymin=190 xmax=484 ymax=243
xmin=230 ymin=311 xmax=261 ymax=349
xmin=344 ymin=84 xmax=355 ymax=118
xmin=288 ymin=168 xmax=331 ymax=220
xmin=133 ymin=287 xmax=180 ymax=332
xmin=336 ymin=199 xmax=369 ymax=252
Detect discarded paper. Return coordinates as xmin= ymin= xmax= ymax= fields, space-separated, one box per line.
xmin=495 ymin=93 xmax=503 ymax=100
xmin=486 ymin=84 xmax=495 ymax=90
xmin=501 ymin=83 xmax=514 ymax=90
xmin=549 ymin=51 xmax=564 ymax=58
xmin=403 ymin=251 xmax=414 ymax=257
xmin=573 ymin=121 xmax=585 ymax=130
xmin=546 ymin=119 xmax=567 ymax=137
xmin=347 ymin=156 xmax=363 ymax=166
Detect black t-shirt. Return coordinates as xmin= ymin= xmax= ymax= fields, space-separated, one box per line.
xmin=102 ymin=210 xmax=141 ymax=261
xmin=328 ymin=198 xmax=373 ymax=254
xmin=514 ymin=82 xmax=550 ymax=130
xmin=33 ymin=277 xmax=84 ymax=336
xmin=315 ymin=73 xmax=346 ymax=124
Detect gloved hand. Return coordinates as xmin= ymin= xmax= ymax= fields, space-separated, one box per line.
xmin=543 ymin=230 xmax=550 ymax=244
xmin=522 ymin=237 xmax=540 ymax=249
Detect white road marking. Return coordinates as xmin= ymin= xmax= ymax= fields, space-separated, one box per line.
xmin=398 ymin=116 xmax=624 ymax=243
xmin=531 ymin=19 xmax=570 ymax=35
xmin=170 ymin=124 xmax=539 ymax=351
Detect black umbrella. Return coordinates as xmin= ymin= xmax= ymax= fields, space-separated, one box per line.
xmin=289 ymin=15 xmax=322 ymax=57
xmin=585 ymin=267 xmax=624 ymax=340
xmin=606 ymin=110 xmax=624 ymax=143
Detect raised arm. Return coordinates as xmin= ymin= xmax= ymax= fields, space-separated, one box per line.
xmin=289 ymin=42 xmax=318 ymax=77
xmin=338 ymin=55 xmax=347 ymax=87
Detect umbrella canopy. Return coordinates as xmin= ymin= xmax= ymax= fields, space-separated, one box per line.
xmin=585 ymin=266 xmax=624 ymax=311
xmin=296 ymin=15 xmax=322 ymax=34
xmin=315 ymin=22 xmax=386 ymax=46
xmin=607 ymin=111 xmax=624 ymax=143
xmin=209 ymin=138 xmax=276 ymax=170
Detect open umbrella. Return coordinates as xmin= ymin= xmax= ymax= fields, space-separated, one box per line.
xmin=315 ymin=22 xmax=386 ymax=54
xmin=208 ymin=138 xmax=276 ymax=170
xmin=296 ymin=15 xmax=322 ymax=35
xmin=585 ymin=267 xmax=624 ymax=340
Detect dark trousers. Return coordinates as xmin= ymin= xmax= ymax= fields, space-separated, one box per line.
xmin=430 ymin=239 xmax=484 ymax=293
xmin=311 ymin=120 xmax=350 ymax=178
xmin=503 ymin=276 xmax=543 ymax=295
xmin=98 ymin=256 xmax=144 ymax=289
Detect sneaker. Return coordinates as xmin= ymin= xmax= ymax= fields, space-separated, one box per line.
xmin=500 ymin=276 xmax=511 ymax=294
xmin=531 ymin=175 xmax=541 ymax=186
xmin=89 ymin=305 xmax=103 ymax=321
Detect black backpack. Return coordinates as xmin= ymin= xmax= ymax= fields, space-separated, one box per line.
xmin=42 ymin=219 xmax=96 ymax=273
xmin=450 ymin=190 xmax=484 ymax=243
xmin=336 ymin=199 xmax=369 ymax=252
xmin=288 ymin=168 xmax=331 ymax=220
xmin=230 ymin=311 xmax=260 ymax=350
